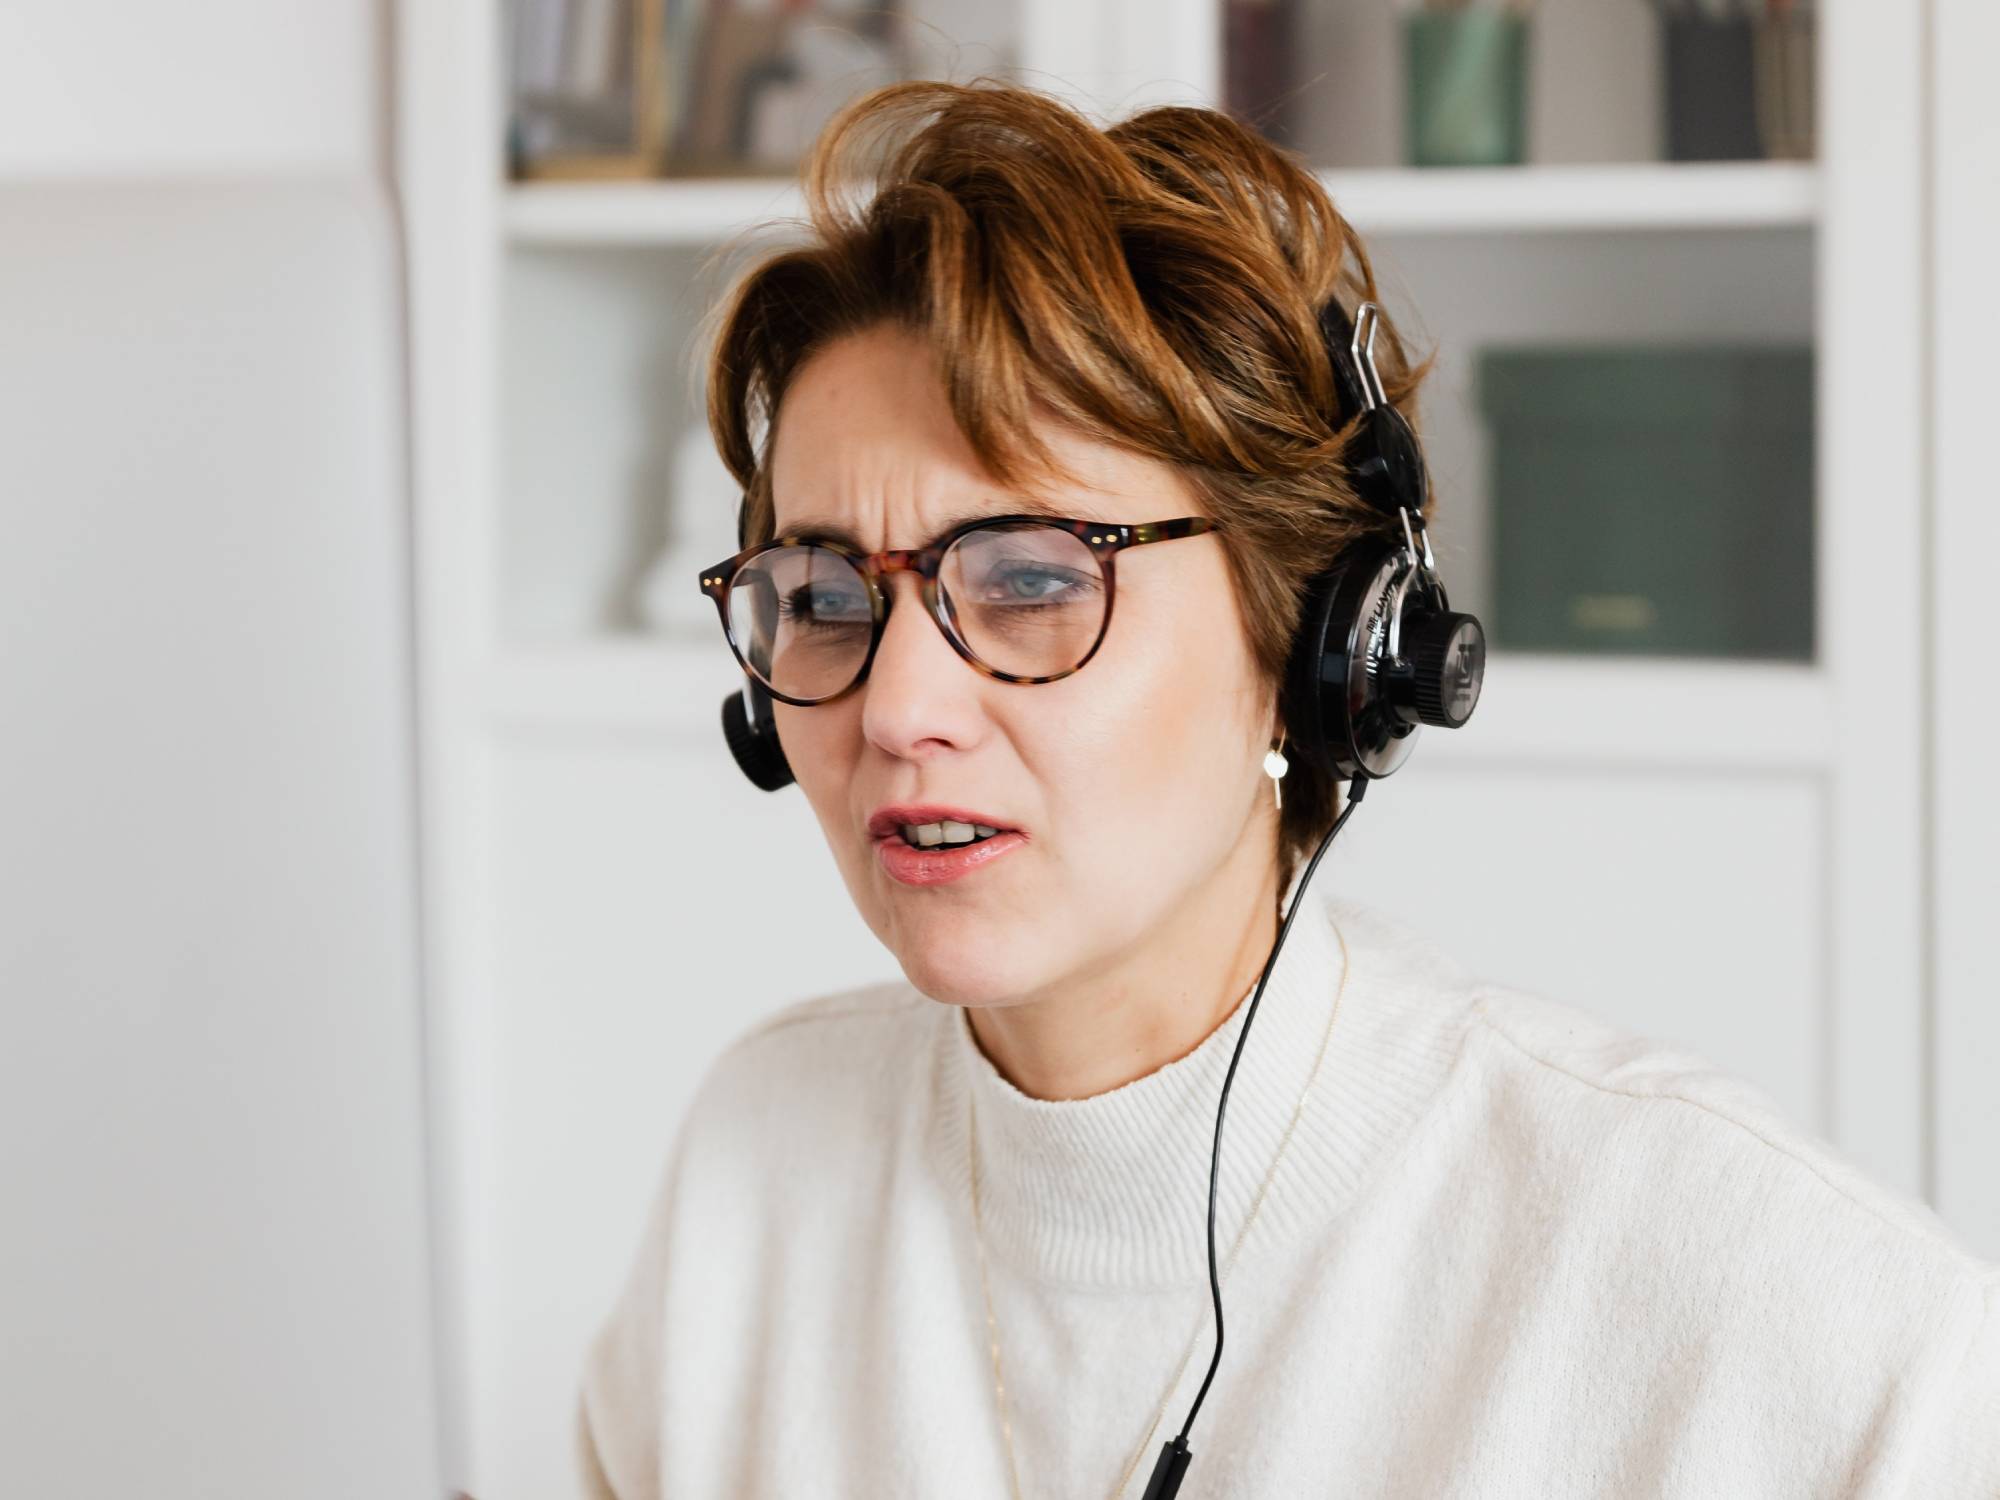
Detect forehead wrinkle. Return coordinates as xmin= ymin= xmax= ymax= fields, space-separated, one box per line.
xmin=771 ymin=423 xmax=966 ymax=548
xmin=776 ymin=490 xmax=1074 ymax=550
xmin=770 ymin=335 xmax=1136 ymax=549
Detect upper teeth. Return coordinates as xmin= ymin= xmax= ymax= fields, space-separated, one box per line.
xmin=900 ymin=820 xmax=1000 ymax=846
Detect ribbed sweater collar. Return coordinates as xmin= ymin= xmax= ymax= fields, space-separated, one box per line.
xmin=925 ymin=865 xmax=1477 ymax=1290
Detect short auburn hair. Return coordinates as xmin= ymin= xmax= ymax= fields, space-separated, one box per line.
xmin=703 ymin=77 xmax=1438 ymax=891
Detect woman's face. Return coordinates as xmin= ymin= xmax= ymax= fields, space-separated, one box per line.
xmin=768 ymin=322 xmax=1278 ymax=1011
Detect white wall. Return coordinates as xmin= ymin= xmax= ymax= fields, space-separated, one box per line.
xmin=1930 ymin=0 xmax=2000 ymax=1256
xmin=0 ymin=1 xmax=381 ymax=176
xmin=0 ymin=4 xmax=442 ymax=1496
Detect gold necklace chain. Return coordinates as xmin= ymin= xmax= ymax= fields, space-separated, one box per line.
xmin=965 ymin=919 xmax=1351 ymax=1500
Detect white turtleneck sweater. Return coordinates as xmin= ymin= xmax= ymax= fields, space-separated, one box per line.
xmin=576 ymin=873 xmax=2000 ymax=1497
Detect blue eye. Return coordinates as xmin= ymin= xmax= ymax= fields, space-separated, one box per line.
xmin=974 ymin=564 xmax=1095 ymax=606
xmin=777 ymin=584 xmax=869 ymax=625
xmin=1003 ymin=568 xmax=1068 ymax=599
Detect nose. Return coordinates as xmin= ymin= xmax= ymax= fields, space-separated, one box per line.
xmin=858 ymin=569 xmax=984 ymax=762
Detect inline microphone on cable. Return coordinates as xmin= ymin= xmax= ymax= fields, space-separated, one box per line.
xmin=1140 ymin=1435 xmax=1193 ymax=1499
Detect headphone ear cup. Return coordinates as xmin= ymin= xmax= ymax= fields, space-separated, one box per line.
xmin=720 ymin=678 xmax=796 ymax=792
xmin=718 ymin=494 xmax=795 ymax=791
xmin=1282 ymin=534 xmax=1422 ymax=783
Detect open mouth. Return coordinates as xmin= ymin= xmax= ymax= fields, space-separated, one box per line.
xmin=870 ymin=809 xmax=1025 ymax=885
xmin=895 ymin=820 xmax=1006 ymax=850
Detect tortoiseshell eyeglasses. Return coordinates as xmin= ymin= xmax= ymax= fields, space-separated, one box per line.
xmin=696 ymin=513 xmax=1219 ymax=707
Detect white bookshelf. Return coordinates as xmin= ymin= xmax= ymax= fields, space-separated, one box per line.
xmin=504 ymin=159 xmax=1820 ymax=244
xmin=398 ymin=3 xmax=1936 ymax=1496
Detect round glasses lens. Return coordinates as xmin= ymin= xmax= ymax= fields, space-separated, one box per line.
xmin=726 ymin=544 xmax=872 ymax=701
xmin=941 ymin=523 xmax=1107 ymax=679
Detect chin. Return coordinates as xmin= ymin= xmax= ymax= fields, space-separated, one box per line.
xmin=836 ymin=840 xmax=1060 ymax=1002
xmin=886 ymin=916 xmax=1038 ymax=1009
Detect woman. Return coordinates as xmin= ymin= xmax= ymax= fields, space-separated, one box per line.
xmin=578 ymin=80 xmax=1999 ymax=1497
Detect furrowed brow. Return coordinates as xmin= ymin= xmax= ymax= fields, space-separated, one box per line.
xmin=779 ymin=494 xmax=1071 ymax=550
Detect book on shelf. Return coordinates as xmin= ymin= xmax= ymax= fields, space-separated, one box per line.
xmin=507 ymin=0 xmax=669 ymax=180
xmin=1478 ymin=343 xmax=1815 ymax=662
xmin=510 ymin=1 xmax=1009 ymax=183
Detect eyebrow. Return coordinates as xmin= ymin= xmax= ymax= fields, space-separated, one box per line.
xmin=777 ymin=494 xmax=1072 ymax=550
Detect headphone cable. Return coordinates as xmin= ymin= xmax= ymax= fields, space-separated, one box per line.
xmin=1141 ymin=771 xmax=1371 ymax=1500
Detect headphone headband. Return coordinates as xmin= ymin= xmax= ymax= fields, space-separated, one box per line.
xmin=1316 ymin=293 xmax=1433 ymax=527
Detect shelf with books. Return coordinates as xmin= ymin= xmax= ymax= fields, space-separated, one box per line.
xmin=502 ymin=159 xmax=1818 ymax=246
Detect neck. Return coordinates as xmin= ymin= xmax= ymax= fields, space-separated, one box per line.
xmin=963 ymin=835 xmax=1283 ymax=1102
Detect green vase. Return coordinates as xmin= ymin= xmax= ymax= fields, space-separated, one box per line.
xmin=1404 ymin=11 xmax=1530 ymax=168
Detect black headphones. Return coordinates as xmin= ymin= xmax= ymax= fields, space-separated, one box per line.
xmin=713 ymin=294 xmax=1485 ymax=793
xmin=707 ymin=293 xmax=1484 ymax=1500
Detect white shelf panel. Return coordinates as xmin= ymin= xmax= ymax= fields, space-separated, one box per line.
xmin=503 ymin=161 xmax=1820 ymax=247
xmin=1322 ymin=161 xmax=1819 ymax=235
xmin=1420 ymin=651 xmax=1830 ymax=773
xmin=481 ymin=640 xmax=1832 ymax=771
xmin=504 ymin=178 xmax=807 ymax=247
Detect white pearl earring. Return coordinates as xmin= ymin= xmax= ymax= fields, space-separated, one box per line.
xmin=1263 ymin=731 xmax=1289 ymax=813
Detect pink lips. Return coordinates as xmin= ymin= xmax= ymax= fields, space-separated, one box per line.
xmin=865 ymin=804 xmax=1028 ymax=887
xmin=874 ymin=827 xmax=1027 ymax=886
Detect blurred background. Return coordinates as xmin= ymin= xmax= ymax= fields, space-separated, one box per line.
xmin=2 ymin=1 xmax=1995 ymax=1496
